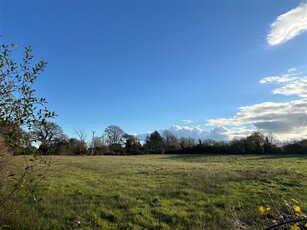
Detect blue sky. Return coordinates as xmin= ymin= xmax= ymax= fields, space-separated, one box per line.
xmin=1 ymin=0 xmax=306 ymax=141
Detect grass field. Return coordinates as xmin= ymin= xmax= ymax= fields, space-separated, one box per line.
xmin=3 ymin=154 xmax=307 ymax=229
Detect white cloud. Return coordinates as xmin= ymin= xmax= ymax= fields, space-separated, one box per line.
xmin=168 ymin=125 xmax=231 ymax=141
xmin=210 ymin=126 xmax=231 ymax=141
xmin=288 ymin=68 xmax=298 ymax=73
xmin=207 ymin=69 xmax=307 ymax=141
xmin=272 ymin=78 xmax=307 ymax=97
xmin=260 ymin=68 xmax=301 ymax=84
xmin=259 ymin=76 xmax=298 ymax=84
xmin=208 ymin=99 xmax=307 ymax=125
xmin=229 ymin=127 xmax=255 ymax=140
xmin=181 ymin=119 xmax=192 ymax=124
xmin=169 ymin=125 xmax=209 ymax=139
xmin=267 ymin=2 xmax=307 ymax=46
xmin=136 ymin=125 xmax=232 ymax=141
xmin=260 ymin=69 xmax=307 ymax=98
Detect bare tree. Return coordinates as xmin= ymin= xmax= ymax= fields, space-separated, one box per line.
xmin=104 ymin=125 xmax=125 ymax=145
xmin=91 ymin=136 xmax=105 ymax=148
xmin=179 ymin=137 xmax=195 ymax=149
xmin=163 ymin=130 xmax=179 ymax=149
xmin=74 ymin=128 xmax=87 ymax=143
xmin=267 ymin=133 xmax=278 ymax=145
xmin=74 ymin=129 xmax=87 ymax=154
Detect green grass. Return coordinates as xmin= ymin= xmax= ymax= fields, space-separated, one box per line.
xmin=2 ymin=154 xmax=307 ymax=229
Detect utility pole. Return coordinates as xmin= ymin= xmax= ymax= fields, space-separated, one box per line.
xmin=91 ymin=131 xmax=95 ymax=155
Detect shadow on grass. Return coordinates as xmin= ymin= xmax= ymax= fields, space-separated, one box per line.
xmin=163 ymin=154 xmax=307 ymax=161
xmin=250 ymin=154 xmax=307 ymax=160
xmin=162 ymin=154 xmax=228 ymax=161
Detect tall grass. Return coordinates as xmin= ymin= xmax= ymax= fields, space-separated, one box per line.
xmin=2 ymin=154 xmax=307 ymax=229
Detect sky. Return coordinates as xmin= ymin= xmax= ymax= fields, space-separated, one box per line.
xmin=0 ymin=0 xmax=306 ymax=141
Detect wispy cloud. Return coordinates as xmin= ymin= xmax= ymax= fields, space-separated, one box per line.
xmin=260 ymin=69 xmax=307 ymax=98
xmin=207 ymin=69 xmax=307 ymax=141
xmin=181 ymin=119 xmax=193 ymax=124
xmin=259 ymin=76 xmax=298 ymax=84
xmin=267 ymin=2 xmax=307 ymax=46
xmin=272 ymin=78 xmax=307 ymax=98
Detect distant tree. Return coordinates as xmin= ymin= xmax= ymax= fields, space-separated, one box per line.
xmin=229 ymin=139 xmax=246 ymax=154
xmin=246 ymin=132 xmax=265 ymax=154
xmin=263 ymin=136 xmax=271 ymax=154
xmin=89 ymin=136 xmax=108 ymax=155
xmin=203 ymin=139 xmax=216 ymax=146
xmin=32 ymin=122 xmax=64 ymax=145
xmin=197 ymin=139 xmax=217 ymax=154
xmin=300 ymin=139 xmax=307 ymax=147
xmin=65 ymin=138 xmax=86 ymax=155
xmin=92 ymin=136 xmax=105 ymax=148
xmin=267 ymin=133 xmax=278 ymax=145
xmin=179 ymin=137 xmax=195 ymax=149
xmin=123 ymin=134 xmax=142 ymax=154
xmin=67 ymin=138 xmax=79 ymax=154
xmin=74 ymin=129 xmax=87 ymax=154
xmin=109 ymin=143 xmax=125 ymax=155
xmin=49 ymin=136 xmax=70 ymax=155
xmin=263 ymin=133 xmax=283 ymax=154
xmin=163 ymin=130 xmax=179 ymax=150
xmin=74 ymin=128 xmax=87 ymax=143
xmin=145 ymin=131 xmax=164 ymax=154
xmin=31 ymin=122 xmax=65 ymax=154
xmin=104 ymin=125 xmax=124 ymax=145
xmin=283 ymin=139 xmax=307 ymax=154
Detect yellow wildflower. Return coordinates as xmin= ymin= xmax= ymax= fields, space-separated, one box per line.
xmin=258 ymin=206 xmax=270 ymax=215
xmin=290 ymin=223 xmax=300 ymax=230
xmin=259 ymin=206 xmax=266 ymax=215
xmin=293 ymin=205 xmax=301 ymax=212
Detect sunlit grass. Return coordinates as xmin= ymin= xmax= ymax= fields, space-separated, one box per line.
xmin=3 ymin=154 xmax=307 ymax=229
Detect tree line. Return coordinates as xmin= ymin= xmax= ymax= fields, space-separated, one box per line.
xmin=2 ymin=121 xmax=305 ymax=156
